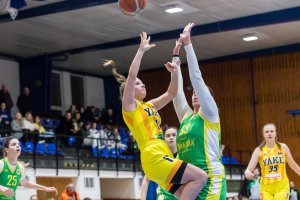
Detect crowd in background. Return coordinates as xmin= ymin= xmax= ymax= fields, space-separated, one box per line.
xmin=0 ymin=83 xmax=138 ymax=158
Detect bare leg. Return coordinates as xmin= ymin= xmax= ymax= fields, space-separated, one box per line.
xmin=174 ymin=163 xmax=208 ymax=200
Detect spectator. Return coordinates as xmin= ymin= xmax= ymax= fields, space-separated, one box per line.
xmin=239 ymin=177 xmax=251 ymax=199
xmin=57 ymin=112 xmax=75 ymax=135
xmin=0 ymin=84 xmax=14 ymax=113
xmin=33 ymin=115 xmax=46 ymax=133
xmin=10 ymin=112 xmax=24 ymax=140
xmin=73 ymin=112 xmax=84 ymax=134
xmin=99 ymin=125 xmax=110 ymax=149
xmin=30 ymin=195 xmax=38 ymax=200
xmin=79 ymin=106 xmax=85 ymax=118
xmin=107 ymin=126 xmax=126 ymax=151
xmin=23 ymin=112 xmax=35 ymax=131
xmin=0 ymin=102 xmax=12 ymax=130
xmin=67 ymin=104 xmax=78 ymax=118
xmin=56 ymin=112 xmax=75 ymax=148
xmin=83 ymin=122 xmax=100 ymax=149
xmin=59 ymin=183 xmax=80 ymax=200
xmin=247 ymin=167 xmax=260 ymax=200
xmin=290 ymin=181 xmax=300 ymax=200
xmin=84 ymin=106 xmax=99 ymax=123
xmin=102 ymin=108 xmax=116 ymax=125
xmin=17 ymin=87 xmax=31 ymax=116
xmin=123 ymin=134 xmax=139 ymax=156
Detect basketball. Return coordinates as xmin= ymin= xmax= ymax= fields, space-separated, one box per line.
xmin=118 ymin=0 xmax=147 ymax=16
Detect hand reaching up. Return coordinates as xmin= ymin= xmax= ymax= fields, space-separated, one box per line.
xmin=173 ymin=39 xmax=182 ymax=55
xmin=164 ymin=62 xmax=177 ymax=73
xmin=180 ymin=23 xmax=195 ymax=46
xmin=139 ymin=32 xmax=156 ymax=53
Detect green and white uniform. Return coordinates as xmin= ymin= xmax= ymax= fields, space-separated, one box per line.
xmin=173 ymin=44 xmax=226 ymax=200
xmin=0 ymin=158 xmax=25 ymax=200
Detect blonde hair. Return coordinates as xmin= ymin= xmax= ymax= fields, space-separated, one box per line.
xmin=103 ymin=59 xmax=126 ymax=99
xmin=258 ymin=123 xmax=281 ymax=150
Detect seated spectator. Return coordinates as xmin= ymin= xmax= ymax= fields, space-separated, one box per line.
xmin=123 ymin=134 xmax=139 ymax=156
xmin=23 ymin=112 xmax=37 ymax=142
xmin=73 ymin=112 xmax=84 ymax=134
xmin=33 ymin=115 xmax=55 ymax=143
xmin=107 ymin=126 xmax=127 ymax=151
xmin=0 ymin=84 xmax=14 ymax=114
xmin=99 ymin=125 xmax=110 ymax=149
xmin=102 ymin=108 xmax=117 ymax=125
xmin=23 ymin=112 xmax=35 ymax=131
xmin=83 ymin=106 xmax=99 ymax=123
xmin=78 ymin=121 xmax=91 ymax=144
xmin=56 ymin=111 xmax=75 ymax=148
xmin=10 ymin=112 xmax=24 ymax=141
xmin=82 ymin=122 xmax=100 ymax=149
xmin=33 ymin=115 xmax=46 ymax=133
xmin=67 ymin=104 xmax=77 ymax=118
xmin=79 ymin=106 xmax=85 ymax=118
xmin=0 ymin=102 xmax=12 ymax=131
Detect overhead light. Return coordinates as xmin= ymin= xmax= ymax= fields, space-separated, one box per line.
xmin=165 ymin=7 xmax=183 ymax=14
xmin=242 ymin=34 xmax=258 ymax=42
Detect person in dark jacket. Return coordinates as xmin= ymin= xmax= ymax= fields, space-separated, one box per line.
xmin=17 ymin=87 xmax=31 ymax=116
xmin=0 ymin=84 xmax=14 ymax=112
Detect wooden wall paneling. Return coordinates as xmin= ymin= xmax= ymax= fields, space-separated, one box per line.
xmin=36 ymin=177 xmax=72 ymax=200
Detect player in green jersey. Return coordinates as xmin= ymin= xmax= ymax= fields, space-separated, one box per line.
xmin=172 ymin=23 xmax=227 ymax=200
xmin=0 ymin=136 xmax=57 ymax=200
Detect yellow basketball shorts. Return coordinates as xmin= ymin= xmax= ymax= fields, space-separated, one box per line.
xmin=260 ymin=178 xmax=290 ymax=200
xmin=141 ymin=139 xmax=187 ymax=194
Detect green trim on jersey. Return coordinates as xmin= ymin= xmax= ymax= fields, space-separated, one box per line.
xmin=177 ymin=113 xmax=225 ymax=178
xmin=0 ymin=158 xmax=23 ymax=200
xmin=156 ymin=187 xmax=178 ymax=200
xmin=196 ymin=178 xmax=227 ymax=200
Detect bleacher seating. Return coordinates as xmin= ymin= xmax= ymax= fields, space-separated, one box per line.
xmin=222 ymin=156 xmax=239 ymax=165
xmin=36 ymin=143 xmax=45 ymax=154
xmin=23 ymin=141 xmax=34 ymax=153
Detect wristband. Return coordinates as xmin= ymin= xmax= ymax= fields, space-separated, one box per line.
xmin=172 ymin=56 xmax=180 ymax=64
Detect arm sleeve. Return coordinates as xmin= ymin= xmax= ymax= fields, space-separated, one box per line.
xmin=0 ymin=160 xmax=3 ymax=174
xmin=172 ymin=56 xmax=193 ymax=123
xmin=184 ymin=44 xmax=219 ymax=123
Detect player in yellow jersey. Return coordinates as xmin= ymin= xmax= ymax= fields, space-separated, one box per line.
xmin=0 ymin=136 xmax=57 ymax=200
xmin=103 ymin=32 xmax=207 ymax=199
xmin=245 ymin=123 xmax=300 ymax=200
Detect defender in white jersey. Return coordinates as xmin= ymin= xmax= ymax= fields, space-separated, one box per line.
xmin=172 ymin=23 xmax=226 ymax=200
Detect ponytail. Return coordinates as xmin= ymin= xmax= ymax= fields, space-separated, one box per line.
xmin=103 ymin=59 xmax=126 ymax=99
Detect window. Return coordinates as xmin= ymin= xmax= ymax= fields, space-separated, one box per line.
xmin=50 ymin=72 xmax=62 ymax=107
xmin=84 ymin=177 xmax=94 ymax=188
xmin=71 ymin=75 xmax=85 ymax=107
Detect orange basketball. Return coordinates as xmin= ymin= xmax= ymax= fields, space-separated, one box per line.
xmin=118 ymin=0 xmax=147 ymax=16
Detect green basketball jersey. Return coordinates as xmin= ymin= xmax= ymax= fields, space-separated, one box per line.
xmin=177 ymin=113 xmax=225 ymax=178
xmin=0 ymin=158 xmax=23 ymax=200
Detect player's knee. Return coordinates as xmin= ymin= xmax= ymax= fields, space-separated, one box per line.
xmin=195 ymin=169 xmax=208 ymax=184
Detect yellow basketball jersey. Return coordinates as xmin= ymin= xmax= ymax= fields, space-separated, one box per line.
xmin=122 ymin=100 xmax=163 ymax=149
xmin=259 ymin=143 xmax=287 ymax=184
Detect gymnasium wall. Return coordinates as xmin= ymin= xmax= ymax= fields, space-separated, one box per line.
xmin=0 ymin=58 xmax=20 ymax=115
xmin=55 ymin=70 xmax=106 ymax=114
